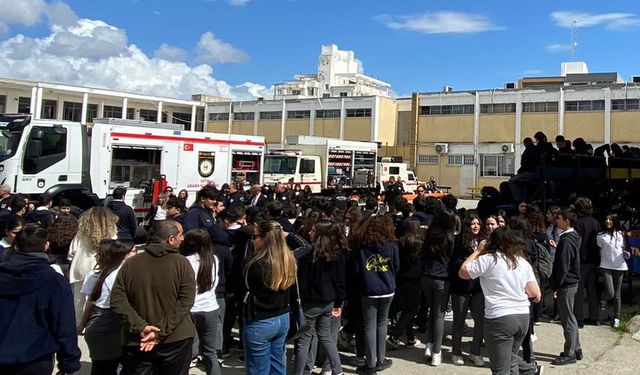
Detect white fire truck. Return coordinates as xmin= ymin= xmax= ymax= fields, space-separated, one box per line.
xmin=0 ymin=115 xmax=265 ymax=214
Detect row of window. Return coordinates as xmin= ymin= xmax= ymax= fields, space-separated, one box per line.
xmin=208 ymin=108 xmax=372 ymax=121
xmin=420 ymin=99 xmax=640 ymax=115
xmin=420 ymin=105 xmax=474 ymax=115
xmin=417 ymin=154 xmax=515 ymax=177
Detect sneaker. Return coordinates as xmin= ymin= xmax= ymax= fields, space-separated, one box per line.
xmin=406 ymin=338 xmax=421 ymax=347
xmin=356 ymin=365 xmax=377 ymax=375
xmin=551 ymin=355 xmax=576 ymax=366
xmin=376 ymin=358 xmax=392 ymax=371
xmin=322 ymin=371 xmax=332 ymax=375
xmin=189 ymin=355 xmax=202 ymax=368
xmin=451 ymin=355 xmax=464 ymax=366
xmin=534 ymin=321 xmax=542 ymax=326
xmin=600 ymin=300 xmax=608 ymax=310
xmin=424 ymin=342 xmax=433 ymax=359
xmin=469 ymin=353 xmax=485 ymax=367
xmin=575 ymin=349 xmax=583 ymax=361
xmin=431 ymin=352 xmax=442 ymax=366
xmin=536 ymin=365 xmax=544 ymax=375
xmin=531 ymin=333 xmax=538 ymax=343
xmin=386 ymin=336 xmax=400 ymax=350
xmin=349 ymin=356 xmax=366 ymax=367
xmin=613 ymin=318 xmax=621 ymax=328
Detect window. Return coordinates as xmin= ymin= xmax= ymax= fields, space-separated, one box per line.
xmin=287 ymin=110 xmax=310 ymax=119
xmin=291 ymin=89 xmax=301 ymax=96
xmin=307 ymin=88 xmax=315 ymax=96
xmin=0 ymin=95 xmax=6 ymax=114
xmin=234 ymin=112 xmax=255 ymax=121
xmin=86 ymin=104 xmax=98 ymax=123
xmin=447 ymin=154 xmax=475 ymax=165
xmin=417 ymin=154 xmax=439 ymax=165
xmin=62 ymin=101 xmax=82 ymax=121
xmin=41 ymin=100 xmax=57 ymax=119
xmin=127 ymin=108 xmax=135 ymax=120
xmin=522 ymin=101 xmax=558 ymax=112
xmin=260 ymin=111 xmax=282 ymax=120
xmin=316 ymin=109 xmax=340 ymax=118
xmin=340 ymin=92 xmax=348 ymax=97
xmin=420 ymin=105 xmax=474 ymax=115
xmin=611 ymin=99 xmax=640 ymax=111
xmin=565 ymin=100 xmax=605 ymax=112
xmin=346 ymin=108 xmax=371 ymax=117
xmin=464 ymin=155 xmax=475 ymax=165
xmin=480 ymin=154 xmax=515 ymax=177
xmin=480 ymin=103 xmax=516 ymax=114
xmin=23 ymin=126 xmax=67 ymax=174
xmin=139 ymin=109 xmax=157 ymax=122
xmin=209 ymin=112 xmax=229 ymax=121
xmin=300 ymin=159 xmax=315 ymax=174
xmin=389 ymin=166 xmax=400 ymax=175
xmin=104 ymin=105 xmax=123 ymax=118
xmin=18 ymin=97 xmax=31 ymax=114
xmin=172 ymin=112 xmax=192 ymax=128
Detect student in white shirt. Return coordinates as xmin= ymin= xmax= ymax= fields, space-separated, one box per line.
xmin=459 ymin=227 xmax=542 ymax=375
xmin=79 ymin=240 xmax=136 ymax=375
xmin=597 ymin=214 xmax=631 ymax=328
xmin=180 ymin=228 xmax=221 ymax=375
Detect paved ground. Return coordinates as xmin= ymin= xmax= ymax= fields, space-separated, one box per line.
xmin=73 ymin=314 xmax=640 ymax=375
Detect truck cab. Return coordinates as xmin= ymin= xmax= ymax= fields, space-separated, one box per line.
xmin=377 ymin=157 xmax=420 ymax=193
xmin=263 ymin=151 xmax=323 ymax=192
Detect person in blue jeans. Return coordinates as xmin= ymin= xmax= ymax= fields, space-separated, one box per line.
xmin=243 ymin=220 xmax=298 ymax=375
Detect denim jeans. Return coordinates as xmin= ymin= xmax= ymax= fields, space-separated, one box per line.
xmin=192 ymin=310 xmax=222 ymax=375
xmin=601 ymin=268 xmax=624 ymax=319
xmin=243 ymin=313 xmax=289 ymax=375
xmin=421 ymin=276 xmax=450 ymax=354
xmin=362 ymin=296 xmax=393 ymax=369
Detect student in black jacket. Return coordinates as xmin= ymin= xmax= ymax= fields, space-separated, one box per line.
xmin=107 ymin=187 xmax=137 ymax=241
xmin=573 ymin=197 xmax=601 ymax=326
xmin=551 ymin=209 xmax=583 ymax=366
xmin=293 ymin=220 xmax=346 ymax=375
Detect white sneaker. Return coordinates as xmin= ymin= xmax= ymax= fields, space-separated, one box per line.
xmin=613 ymin=318 xmax=621 ymax=328
xmin=424 ymin=342 xmax=433 ymax=358
xmin=531 ymin=333 xmax=538 ymax=343
xmin=431 ymin=352 xmax=442 ymax=366
xmin=469 ymin=353 xmax=485 ymax=367
xmin=322 ymin=371 xmax=332 ymax=375
xmin=451 ymin=355 xmax=464 ymax=366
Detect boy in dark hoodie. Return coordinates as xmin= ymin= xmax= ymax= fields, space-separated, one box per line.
xmin=0 ymin=224 xmax=81 ymax=374
xmin=24 ymin=193 xmax=55 ymax=228
xmin=107 ymin=187 xmax=137 ymax=241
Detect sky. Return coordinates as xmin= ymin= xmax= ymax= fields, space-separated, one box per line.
xmin=0 ymin=0 xmax=639 ymax=100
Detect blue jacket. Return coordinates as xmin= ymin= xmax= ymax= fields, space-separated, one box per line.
xmin=356 ymin=238 xmax=399 ymax=297
xmin=0 ymin=252 xmax=81 ymax=372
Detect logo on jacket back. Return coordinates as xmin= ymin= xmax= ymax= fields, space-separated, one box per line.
xmin=365 ymin=254 xmax=391 ymax=272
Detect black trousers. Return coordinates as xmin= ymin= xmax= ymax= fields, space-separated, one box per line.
xmin=0 ymin=355 xmax=53 ymax=375
xmin=120 ymin=338 xmax=193 ymax=375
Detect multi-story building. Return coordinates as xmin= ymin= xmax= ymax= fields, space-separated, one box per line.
xmin=273 ymin=44 xmax=394 ymax=100
xmin=0 ymin=77 xmax=207 ymax=130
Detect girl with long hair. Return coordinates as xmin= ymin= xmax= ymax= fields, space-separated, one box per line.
xmin=293 ymin=220 xmax=346 ymax=375
xmin=354 ymin=215 xmax=399 ymax=374
xmin=0 ymin=214 xmax=23 ymax=258
xmin=459 ymin=227 xmax=542 ymax=375
xmin=449 ymin=212 xmax=485 ymax=367
xmin=180 ymin=228 xmax=221 ymax=375
xmin=243 ymin=220 xmax=298 ymax=375
xmin=68 ymin=207 xmax=118 ymax=322
xmin=597 ymin=214 xmax=630 ymax=328
xmin=387 ymin=217 xmax=425 ymax=349
xmin=79 ymin=240 xmax=135 ymax=375
xmin=421 ymin=211 xmax=456 ymax=366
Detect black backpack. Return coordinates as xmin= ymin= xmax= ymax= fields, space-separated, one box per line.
xmin=535 ymin=239 xmax=553 ymax=279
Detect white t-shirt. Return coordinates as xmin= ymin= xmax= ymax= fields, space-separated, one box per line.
xmin=186 ymin=253 xmax=220 ymax=313
xmin=597 ymin=231 xmax=628 ymax=271
xmin=80 ymin=266 xmax=122 ymax=309
xmin=154 ymin=206 xmax=167 ymax=221
xmin=466 ymin=253 xmax=536 ymax=319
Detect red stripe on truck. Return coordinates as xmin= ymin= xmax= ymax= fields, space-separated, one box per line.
xmin=111 ymin=132 xmax=265 ymax=147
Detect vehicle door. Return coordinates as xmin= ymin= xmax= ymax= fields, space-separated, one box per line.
xmin=17 ymin=125 xmax=70 ymax=194
xmin=160 ymin=142 xmax=181 ymax=188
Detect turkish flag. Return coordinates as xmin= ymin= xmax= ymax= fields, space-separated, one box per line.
xmin=184 ymin=143 xmax=194 ymax=151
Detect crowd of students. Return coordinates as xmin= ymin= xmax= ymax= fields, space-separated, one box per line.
xmin=0 ymin=177 xmax=634 ymax=375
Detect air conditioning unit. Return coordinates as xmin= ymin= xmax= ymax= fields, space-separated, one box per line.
xmin=442 ymin=85 xmax=453 ymax=93
xmin=504 ymin=82 xmax=516 ymax=89
xmin=435 ymin=143 xmax=449 ymax=154
xmin=501 ymin=143 xmax=515 ymax=153
xmin=632 ymin=76 xmax=640 ymax=83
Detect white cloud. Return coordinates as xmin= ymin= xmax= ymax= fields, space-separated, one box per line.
xmin=46 ymin=0 xmax=78 ymax=26
xmin=228 ymin=0 xmax=251 ymax=5
xmin=153 ymin=10 xmax=161 ymax=16
xmin=0 ymin=12 xmax=270 ymax=100
xmin=154 ymin=43 xmax=187 ymax=61
xmin=377 ymin=11 xmax=503 ymax=34
xmin=195 ymin=32 xmax=249 ymax=64
xmin=545 ymin=43 xmax=572 ymax=53
xmin=0 ymin=0 xmax=47 ymax=27
xmin=551 ymin=11 xmax=640 ymax=30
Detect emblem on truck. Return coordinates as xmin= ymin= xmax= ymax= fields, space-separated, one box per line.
xmin=198 ymin=151 xmax=215 ymax=177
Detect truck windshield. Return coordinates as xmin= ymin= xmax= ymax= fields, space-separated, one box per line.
xmin=0 ymin=128 xmax=22 ymax=162
xmin=264 ymin=156 xmax=297 ymax=174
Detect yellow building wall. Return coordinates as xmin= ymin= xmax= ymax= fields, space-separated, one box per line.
xmin=231 ymin=120 xmax=254 ymax=135
xmin=344 ymin=118 xmax=372 ymax=142
xmin=377 ymin=97 xmax=398 ymax=144
xmin=285 ymin=119 xmax=311 ymax=138
xmin=379 ymin=145 xmax=412 ymax=161
xmin=314 ymin=119 xmax=340 ymax=138
xmin=206 ymin=120 xmax=228 ymax=133
xmin=418 ymin=116 xmax=474 ymax=143
xmin=257 ymin=120 xmax=282 ymax=143
xmin=521 ymin=114 xmax=558 ymax=141
xmin=564 ymin=112 xmax=604 ymax=143
xmin=479 ymin=115 xmax=515 ymax=143
xmin=477 ymin=177 xmax=507 ymax=191
xmin=415 ymin=145 xmax=463 ymax=195
xmin=611 ymin=112 xmax=640 ymax=143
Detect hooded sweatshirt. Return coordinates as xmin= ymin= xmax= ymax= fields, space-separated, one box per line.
xmin=107 ymin=200 xmax=137 ymax=241
xmin=356 ymin=237 xmax=399 ymax=297
xmin=110 ymin=242 xmax=196 ymax=346
xmin=0 ymin=252 xmax=81 ymax=373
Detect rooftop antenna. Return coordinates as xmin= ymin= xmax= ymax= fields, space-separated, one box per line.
xmin=570 ymin=20 xmax=578 ymax=61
